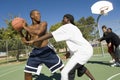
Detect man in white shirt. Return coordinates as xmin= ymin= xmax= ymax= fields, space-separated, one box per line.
xmin=25 ymin=14 xmax=95 ymax=80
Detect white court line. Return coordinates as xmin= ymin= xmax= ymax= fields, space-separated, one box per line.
xmin=90 ymin=55 xmax=111 ymax=61
xmin=0 ymin=68 xmax=21 ymax=78
xmin=107 ymin=73 xmax=120 ymax=80
xmin=0 ymin=65 xmax=21 ymax=73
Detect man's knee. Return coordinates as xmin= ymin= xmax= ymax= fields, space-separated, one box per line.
xmin=68 ymin=68 xmax=76 ymax=80
xmin=61 ymin=70 xmax=68 ymax=80
xmin=25 ymin=72 xmax=32 ymax=80
xmin=77 ymin=65 xmax=87 ymax=77
xmin=25 ymin=72 xmax=32 ymax=76
xmin=68 ymin=63 xmax=82 ymax=80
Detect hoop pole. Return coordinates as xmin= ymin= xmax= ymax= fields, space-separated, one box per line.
xmin=97 ymin=14 xmax=105 ymax=56
xmin=97 ymin=15 xmax=102 ymax=24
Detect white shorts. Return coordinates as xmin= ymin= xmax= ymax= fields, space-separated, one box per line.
xmin=61 ymin=46 xmax=93 ymax=80
xmin=74 ymin=49 xmax=93 ymax=65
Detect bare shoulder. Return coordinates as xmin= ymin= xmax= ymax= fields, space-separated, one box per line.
xmin=41 ymin=21 xmax=47 ymax=27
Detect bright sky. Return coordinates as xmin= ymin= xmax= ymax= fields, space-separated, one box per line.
xmin=0 ymin=0 xmax=120 ymax=36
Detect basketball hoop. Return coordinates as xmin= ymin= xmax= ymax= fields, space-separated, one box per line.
xmin=91 ymin=1 xmax=113 ymax=15
xmin=90 ymin=1 xmax=114 ymax=56
xmin=100 ymin=6 xmax=109 ymax=15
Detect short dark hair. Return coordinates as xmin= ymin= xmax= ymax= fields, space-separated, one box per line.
xmin=30 ymin=9 xmax=39 ymax=17
xmin=107 ymin=28 xmax=112 ymax=31
xmin=63 ymin=14 xmax=75 ymax=25
xmin=102 ymin=25 xmax=107 ymax=29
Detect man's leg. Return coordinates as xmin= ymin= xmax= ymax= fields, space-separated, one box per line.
xmin=111 ymin=45 xmax=120 ymax=67
xmin=109 ymin=52 xmax=116 ymax=63
xmin=25 ymin=72 xmax=32 ymax=80
xmin=61 ymin=55 xmax=78 ymax=80
xmin=108 ymin=45 xmax=115 ymax=63
xmin=77 ymin=64 xmax=95 ymax=80
xmin=68 ymin=64 xmax=80 ymax=80
xmin=85 ymin=68 xmax=95 ymax=80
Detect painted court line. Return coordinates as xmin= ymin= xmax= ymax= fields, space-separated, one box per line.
xmin=0 ymin=65 xmax=21 ymax=73
xmin=0 ymin=68 xmax=21 ymax=78
xmin=107 ymin=73 xmax=120 ymax=80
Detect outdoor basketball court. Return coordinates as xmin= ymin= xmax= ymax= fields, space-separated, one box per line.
xmin=0 ymin=1 xmax=120 ymax=80
xmin=0 ymin=54 xmax=120 ymax=80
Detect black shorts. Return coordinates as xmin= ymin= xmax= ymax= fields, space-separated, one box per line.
xmin=24 ymin=46 xmax=64 ymax=75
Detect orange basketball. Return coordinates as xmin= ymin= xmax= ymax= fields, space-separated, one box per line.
xmin=11 ymin=17 xmax=25 ymax=31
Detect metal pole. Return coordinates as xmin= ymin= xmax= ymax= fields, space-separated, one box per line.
xmin=6 ymin=40 xmax=9 ymax=63
xmin=97 ymin=14 xmax=105 ymax=56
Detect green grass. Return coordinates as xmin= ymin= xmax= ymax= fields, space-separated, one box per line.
xmin=0 ymin=54 xmax=120 ymax=80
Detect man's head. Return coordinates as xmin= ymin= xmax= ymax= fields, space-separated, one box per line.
xmin=107 ymin=28 xmax=112 ymax=33
xmin=102 ymin=25 xmax=107 ymax=33
xmin=30 ymin=9 xmax=41 ymax=23
xmin=62 ymin=14 xmax=75 ymax=25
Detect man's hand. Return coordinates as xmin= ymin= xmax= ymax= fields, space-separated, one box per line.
xmin=22 ymin=39 xmax=35 ymax=46
xmin=24 ymin=40 xmax=35 ymax=46
xmin=21 ymin=37 xmax=29 ymax=45
xmin=97 ymin=39 xmax=101 ymax=42
xmin=64 ymin=51 xmax=70 ymax=59
xmin=21 ymin=38 xmax=27 ymax=43
xmin=107 ymin=42 xmax=112 ymax=47
xmin=22 ymin=20 xmax=27 ymax=28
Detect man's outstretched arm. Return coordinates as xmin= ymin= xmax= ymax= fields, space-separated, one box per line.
xmin=25 ymin=33 xmax=53 ymax=44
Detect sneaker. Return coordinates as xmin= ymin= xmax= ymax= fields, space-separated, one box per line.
xmin=111 ymin=62 xmax=120 ymax=67
xmin=109 ymin=59 xmax=115 ymax=63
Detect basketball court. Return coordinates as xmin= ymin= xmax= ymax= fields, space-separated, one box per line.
xmin=0 ymin=1 xmax=120 ymax=80
xmin=0 ymin=54 xmax=120 ymax=80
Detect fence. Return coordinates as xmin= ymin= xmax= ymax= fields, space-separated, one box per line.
xmin=0 ymin=39 xmax=31 ymax=64
xmin=0 ymin=38 xmax=108 ymax=64
xmin=90 ymin=40 xmax=108 ymax=55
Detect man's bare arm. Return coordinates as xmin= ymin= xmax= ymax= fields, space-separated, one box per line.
xmin=19 ymin=30 xmax=26 ymax=41
xmin=23 ymin=21 xmax=47 ymax=35
xmin=19 ymin=30 xmax=30 ymax=45
xmin=25 ymin=33 xmax=53 ymax=44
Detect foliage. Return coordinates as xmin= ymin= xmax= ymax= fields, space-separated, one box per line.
xmin=50 ymin=23 xmax=62 ymax=31
xmin=78 ymin=16 xmax=96 ymax=40
xmin=0 ymin=17 xmax=26 ymax=61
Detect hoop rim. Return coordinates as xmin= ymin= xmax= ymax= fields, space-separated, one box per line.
xmin=99 ymin=6 xmax=109 ymax=11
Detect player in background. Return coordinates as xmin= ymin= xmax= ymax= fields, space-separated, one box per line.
xmin=99 ymin=26 xmax=115 ymax=63
xmin=99 ymin=25 xmax=120 ymax=67
xmin=107 ymin=28 xmax=115 ymax=63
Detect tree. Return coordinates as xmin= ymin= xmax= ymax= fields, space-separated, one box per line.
xmin=0 ymin=28 xmax=4 ymax=39
xmin=0 ymin=17 xmax=26 ymax=61
xmin=78 ymin=16 xmax=96 ymax=40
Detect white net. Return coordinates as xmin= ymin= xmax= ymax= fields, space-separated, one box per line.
xmin=100 ymin=6 xmax=109 ymax=15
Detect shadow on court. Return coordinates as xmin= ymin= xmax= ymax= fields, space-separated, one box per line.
xmin=33 ymin=72 xmax=61 ymax=80
xmin=87 ymin=61 xmax=111 ymax=66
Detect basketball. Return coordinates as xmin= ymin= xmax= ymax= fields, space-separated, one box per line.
xmin=11 ymin=17 xmax=25 ymax=31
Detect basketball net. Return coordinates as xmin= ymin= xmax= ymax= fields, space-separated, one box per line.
xmin=100 ymin=6 xmax=109 ymax=16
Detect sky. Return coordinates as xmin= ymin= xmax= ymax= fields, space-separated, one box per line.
xmin=0 ymin=0 xmax=120 ymax=36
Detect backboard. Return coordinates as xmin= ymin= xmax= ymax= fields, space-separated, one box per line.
xmin=91 ymin=1 xmax=113 ymax=15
